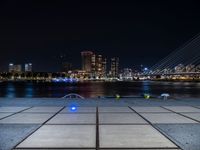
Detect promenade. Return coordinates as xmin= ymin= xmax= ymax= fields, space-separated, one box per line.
xmin=0 ymin=98 xmax=200 ymax=150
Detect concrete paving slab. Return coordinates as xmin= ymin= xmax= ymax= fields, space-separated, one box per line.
xmin=141 ymin=113 xmax=197 ymax=124
xmin=0 ymin=113 xmax=13 ymax=119
xmin=60 ymin=107 xmax=96 ymax=113
xmin=99 ymin=125 xmax=177 ymax=148
xmin=47 ymin=113 xmax=96 ymax=124
xmin=0 ymin=124 xmax=39 ymax=150
xmin=156 ymin=124 xmax=200 ymax=150
xmin=181 ymin=113 xmax=200 ymax=122
xmin=17 ymin=125 xmax=96 ymax=148
xmin=15 ymin=149 xmax=95 ymax=150
xmin=0 ymin=113 xmax=54 ymax=124
xmin=100 ymin=148 xmax=181 ymax=150
xmin=0 ymin=107 xmax=30 ymax=113
xmin=99 ymin=113 xmax=148 ymax=124
xmin=23 ymin=107 xmax=63 ymax=113
xmin=99 ymin=107 xmax=132 ymax=112
xmin=131 ymin=106 xmax=171 ymax=113
xmin=164 ymin=106 xmax=200 ymax=113
xmin=13 ymin=148 xmax=95 ymax=150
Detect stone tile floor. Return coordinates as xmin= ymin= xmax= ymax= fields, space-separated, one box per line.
xmin=0 ymin=106 xmax=200 ymax=150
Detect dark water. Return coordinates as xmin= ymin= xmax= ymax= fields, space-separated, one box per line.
xmin=0 ymin=81 xmax=200 ymax=98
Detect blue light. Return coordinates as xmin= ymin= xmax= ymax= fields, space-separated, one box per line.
xmin=144 ymin=67 xmax=148 ymax=71
xmin=70 ymin=106 xmax=77 ymax=112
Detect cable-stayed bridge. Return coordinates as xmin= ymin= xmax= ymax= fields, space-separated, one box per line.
xmin=146 ymin=33 xmax=200 ymax=77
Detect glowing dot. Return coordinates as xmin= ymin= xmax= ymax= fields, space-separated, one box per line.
xmin=70 ymin=106 xmax=77 ymax=112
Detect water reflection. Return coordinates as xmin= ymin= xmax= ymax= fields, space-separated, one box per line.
xmin=0 ymin=81 xmax=200 ymax=98
xmin=25 ymin=82 xmax=34 ymax=97
xmin=6 ymin=82 xmax=16 ymax=98
xmin=142 ymin=81 xmax=150 ymax=94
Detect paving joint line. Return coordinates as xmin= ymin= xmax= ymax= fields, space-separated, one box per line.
xmin=14 ymin=147 xmax=95 ymax=149
xmin=190 ymin=105 xmax=200 ymax=110
xmin=160 ymin=106 xmax=200 ymax=123
xmin=97 ymin=147 xmax=180 ymax=149
xmin=0 ymin=106 xmax=33 ymax=121
xmin=96 ymin=107 xmax=99 ymax=150
xmin=13 ymin=106 xmax=66 ymax=149
xmin=128 ymin=106 xmax=182 ymax=150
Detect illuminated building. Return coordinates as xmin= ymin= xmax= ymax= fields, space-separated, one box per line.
xmin=96 ymin=55 xmax=103 ymax=77
xmin=174 ymin=64 xmax=185 ymax=73
xmin=81 ymin=51 xmax=93 ymax=73
xmin=122 ymin=68 xmax=133 ymax=80
xmin=81 ymin=51 xmax=107 ymax=78
xmin=9 ymin=63 xmax=14 ymax=73
xmin=91 ymin=54 xmax=96 ymax=77
xmin=196 ymin=65 xmax=200 ymax=72
xmin=111 ymin=57 xmax=119 ymax=78
xmin=25 ymin=63 xmax=32 ymax=72
xmin=102 ymin=58 xmax=107 ymax=77
xmin=9 ymin=63 xmax=22 ymax=73
xmin=185 ymin=64 xmax=195 ymax=72
xmin=15 ymin=65 xmax=22 ymax=73
xmin=93 ymin=55 xmax=107 ymax=78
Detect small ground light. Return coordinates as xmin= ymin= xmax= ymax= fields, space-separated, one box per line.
xmin=116 ymin=94 xmax=120 ymax=100
xmin=70 ymin=106 xmax=77 ymax=112
xmin=144 ymin=93 xmax=150 ymax=99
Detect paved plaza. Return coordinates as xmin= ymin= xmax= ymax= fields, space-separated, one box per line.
xmin=0 ymin=98 xmax=200 ymax=150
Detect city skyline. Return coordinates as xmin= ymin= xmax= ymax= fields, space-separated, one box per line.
xmin=0 ymin=1 xmax=200 ymax=72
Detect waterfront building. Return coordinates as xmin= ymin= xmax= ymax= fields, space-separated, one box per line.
xmin=95 ymin=55 xmax=103 ymax=78
xmin=91 ymin=54 xmax=96 ymax=77
xmin=9 ymin=63 xmax=22 ymax=73
xmin=111 ymin=57 xmax=119 ymax=78
xmin=185 ymin=64 xmax=195 ymax=72
xmin=25 ymin=63 xmax=32 ymax=72
xmin=81 ymin=51 xmax=107 ymax=78
xmin=81 ymin=51 xmax=93 ymax=73
xmin=102 ymin=58 xmax=107 ymax=77
xmin=163 ymin=68 xmax=172 ymax=74
xmin=93 ymin=55 xmax=107 ymax=78
xmin=70 ymin=70 xmax=87 ymax=79
xmin=174 ymin=64 xmax=185 ymax=73
xmin=196 ymin=65 xmax=200 ymax=72
xmin=122 ymin=68 xmax=133 ymax=80
xmin=8 ymin=63 xmax=14 ymax=73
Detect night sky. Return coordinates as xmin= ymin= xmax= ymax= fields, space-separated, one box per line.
xmin=0 ymin=0 xmax=199 ymax=72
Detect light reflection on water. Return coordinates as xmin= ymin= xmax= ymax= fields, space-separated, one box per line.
xmin=6 ymin=82 xmax=16 ymax=98
xmin=25 ymin=82 xmax=34 ymax=97
xmin=0 ymin=81 xmax=200 ymax=98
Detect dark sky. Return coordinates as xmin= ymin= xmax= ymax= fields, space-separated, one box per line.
xmin=0 ymin=0 xmax=199 ymax=72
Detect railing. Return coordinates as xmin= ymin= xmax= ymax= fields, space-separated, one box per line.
xmin=62 ymin=93 xmax=85 ymax=99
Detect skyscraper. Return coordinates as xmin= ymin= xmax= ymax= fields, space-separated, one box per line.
xmin=102 ymin=58 xmax=107 ymax=77
xmin=25 ymin=63 xmax=32 ymax=72
xmin=96 ymin=55 xmax=103 ymax=77
xmin=9 ymin=63 xmax=14 ymax=73
xmin=111 ymin=57 xmax=119 ymax=78
xmin=81 ymin=51 xmax=93 ymax=73
xmin=91 ymin=54 xmax=96 ymax=76
xmin=9 ymin=63 xmax=22 ymax=73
